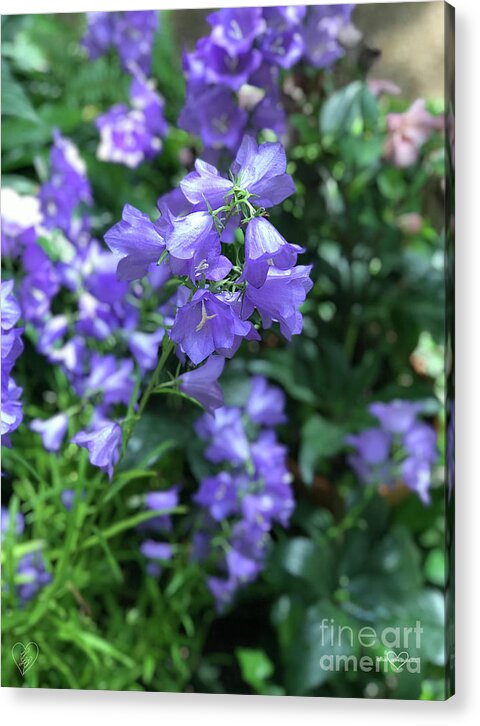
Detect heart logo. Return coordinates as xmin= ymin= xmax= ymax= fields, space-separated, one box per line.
xmin=12 ymin=642 xmax=39 ymax=676
xmin=385 ymin=650 xmax=409 ymax=672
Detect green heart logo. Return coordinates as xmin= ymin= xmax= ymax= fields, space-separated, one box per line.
xmin=12 ymin=642 xmax=39 ymax=676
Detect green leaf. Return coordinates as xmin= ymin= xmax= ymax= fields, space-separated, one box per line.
xmin=320 ymin=81 xmax=379 ymax=138
xmin=285 ymin=601 xmax=361 ymax=695
xmin=236 ymin=649 xmax=281 ymax=695
xmin=1 ymin=59 xmax=38 ymax=122
xmin=299 ymin=414 xmax=345 ymax=484
xmin=269 ymin=537 xmax=333 ymax=598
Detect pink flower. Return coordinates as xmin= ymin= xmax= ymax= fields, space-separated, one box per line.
xmin=384 ymin=99 xmax=443 ymax=168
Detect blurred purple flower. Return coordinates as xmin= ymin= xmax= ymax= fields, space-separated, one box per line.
xmin=72 ymin=420 xmax=122 ymax=480
xmin=179 ymin=355 xmax=225 ymax=412
xmin=30 ymin=413 xmax=69 ymax=452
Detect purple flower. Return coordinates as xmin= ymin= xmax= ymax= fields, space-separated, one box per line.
xmin=145 ymin=486 xmax=179 ymax=512
xmin=81 ymin=12 xmax=114 ymax=59
xmin=179 ymin=355 xmax=225 ymax=412
xmin=180 ymin=159 xmax=234 ymax=210
xmin=170 ymin=289 xmax=254 ymax=365
xmin=401 ymin=457 xmax=432 ymax=505
xmin=82 ymin=354 xmax=134 ymax=407
xmin=1 ymin=506 xmax=25 ymax=540
xmin=19 ymin=243 xmax=60 ymax=324
xmin=72 ymin=420 xmax=122 ymax=479
xmin=369 ymin=400 xmax=421 ymax=435
xmin=207 ymin=8 xmax=266 ymax=53
xmin=246 ymin=375 xmax=286 ymax=426
xmin=260 ymin=27 xmax=304 ymax=69
xmin=193 ymin=378 xmax=294 ymax=610
xmin=196 ymin=406 xmax=250 ymax=464
xmin=207 ymin=576 xmax=237 ymax=610
xmin=129 ymin=330 xmax=164 ymax=373
xmin=232 ymin=135 xmax=296 ymax=208
xmin=244 ymin=217 xmax=302 ymax=287
xmin=104 ymin=204 xmax=165 ymax=281
xmin=244 ymin=265 xmax=313 ymax=340
xmin=61 ymin=489 xmax=77 ymax=511
xmin=403 ymin=421 xmax=437 ymax=463
xmin=193 ymin=39 xmax=262 ymax=91
xmin=179 ymin=85 xmax=248 ymax=152
xmin=345 ymin=428 xmax=391 ymax=465
xmin=140 ymin=540 xmax=173 ymax=561
xmin=17 ymin=551 xmax=52 ymax=603
xmin=30 ymin=413 xmax=69 ymax=452
xmin=302 ymin=5 xmax=355 ymax=69
xmin=194 ymin=472 xmax=239 ymax=521
xmin=96 ymin=103 xmax=164 ymax=169
xmin=83 ymin=10 xmax=159 ymax=75
xmin=163 ymin=210 xmax=232 ymax=282
xmin=1 ymin=281 xmax=24 ymax=445
xmin=113 ymin=11 xmax=159 ymax=75
xmin=39 ymin=131 xmax=91 ymax=243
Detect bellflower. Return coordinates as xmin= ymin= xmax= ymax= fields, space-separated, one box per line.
xmin=83 ymin=10 xmax=159 ymax=75
xmin=346 ymin=399 xmax=438 ymax=504
xmin=72 ymin=420 xmax=122 ymax=480
xmin=1 ymin=281 xmax=24 ymax=445
xmin=30 ymin=413 xmax=69 ymax=452
xmin=180 ymin=6 xmax=360 ymax=156
xmin=39 ymin=131 xmax=91 ymax=244
xmin=96 ymin=70 xmax=166 ymax=168
xmin=17 ymin=552 xmax=52 ymax=603
xmin=244 ymin=217 xmax=302 ymax=287
xmin=1 ymin=507 xmax=25 ymax=540
xmin=169 ymin=290 xmax=254 ymax=366
xmin=104 ymin=204 xmax=165 ymax=281
xmin=246 ymin=375 xmax=287 ymax=426
xmin=179 ymin=355 xmax=225 ymax=412
xmin=244 ymin=265 xmax=314 ymax=339
xmin=192 ymin=378 xmax=293 ymax=610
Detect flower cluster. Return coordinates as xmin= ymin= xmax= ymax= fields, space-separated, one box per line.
xmin=96 ymin=66 xmax=167 ymax=168
xmin=1 ymin=281 xmax=24 ymax=446
xmin=384 ymin=99 xmax=444 ymax=168
xmin=2 ymin=135 xmax=167 ymax=475
xmin=192 ymin=375 xmax=293 ymax=610
xmin=179 ymin=5 xmax=357 ymax=158
xmin=39 ymin=130 xmax=92 ymax=246
xmin=82 ymin=10 xmax=159 ymax=75
xmin=1 ymin=508 xmax=51 ymax=604
xmin=345 ymin=400 xmax=438 ymax=504
xmin=105 ymin=134 xmax=313 ymax=367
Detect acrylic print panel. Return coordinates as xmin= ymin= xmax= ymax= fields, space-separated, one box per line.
xmin=1 ymin=2 xmax=454 ymax=700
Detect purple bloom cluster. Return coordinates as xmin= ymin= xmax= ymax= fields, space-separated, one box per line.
xmin=179 ymin=5 xmax=357 ymax=157
xmin=39 ymin=130 xmax=92 ymax=246
xmin=346 ymin=400 xmax=438 ymax=504
xmin=1 ymin=281 xmax=24 ymax=446
xmin=1 ymin=508 xmax=51 ymax=604
xmin=96 ymin=67 xmax=167 ymax=168
xmin=82 ymin=10 xmax=159 ymax=75
xmin=192 ymin=375 xmax=294 ymax=610
xmin=2 ymin=135 xmax=171 ymax=478
xmin=105 ymin=135 xmax=312 ymax=368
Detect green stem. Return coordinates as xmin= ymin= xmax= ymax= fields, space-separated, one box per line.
xmin=137 ymin=336 xmax=174 ymax=419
